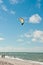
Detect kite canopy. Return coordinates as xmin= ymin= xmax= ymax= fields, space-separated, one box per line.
xmin=19 ymin=18 xmax=24 ymax=25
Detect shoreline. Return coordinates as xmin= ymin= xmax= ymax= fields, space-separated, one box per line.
xmin=0 ymin=55 xmax=43 ymax=65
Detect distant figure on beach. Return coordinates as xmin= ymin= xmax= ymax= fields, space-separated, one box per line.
xmin=1 ymin=54 xmax=5 ymax=58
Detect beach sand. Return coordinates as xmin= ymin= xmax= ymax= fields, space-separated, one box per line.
xmin=0 ymin=57 xmax=42 ymax=65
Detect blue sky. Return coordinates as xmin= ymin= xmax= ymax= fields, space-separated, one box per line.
xmin=0 ymin=0 xmax=43 ymax=52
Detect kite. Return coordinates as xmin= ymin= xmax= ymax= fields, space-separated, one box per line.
xmin=19 ymin=18 xmax=24 ymax=25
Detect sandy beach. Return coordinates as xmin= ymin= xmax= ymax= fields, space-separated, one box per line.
xmin=0 ymin=56 xmax=43 ymax=65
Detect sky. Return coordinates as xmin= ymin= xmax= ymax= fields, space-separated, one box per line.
xmin=0 ymin=0 xmax=43 ymax=52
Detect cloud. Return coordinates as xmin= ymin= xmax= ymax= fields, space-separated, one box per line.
xmin=24 ymin=33 xmax=31 ymax=38
xmin=29 ymin=14 xmax=42 ymax=23
xmin=36 ymin=0 xmax=41 ymax=9
xmin=0 ymin=47 xmax=15 ymax=52
xmin=32 ymin=30 xmax=43 ymax=42
xmin=32 ymin=38 xmax=37 ymax=42
xmin=0 ymin=46 xmax=27 ymax=52
xmin=33 ymin=30 xmax=43 ymax=38
xmin=0 ymin=37 xmax=5 ymax=41
xmin=0 ymin=0 xmax=3 ymax=4
xmin=1 ymin=5 xmax=16 ymax=15
xmin=9 ymin=0 xmax=24 ymax=4
xmin=17 ymin=38 xmax=23 ymax=42
xmin=10 ymin=10 xmax=16 ymax=15
xmin=9 ymin=0 xmax=19 ymax=4
xmin=20 ymin=31 xmax=32 ymax=38
xmin=19 ymin=30 xmax=43 ymax=43
xmin=1 ymin=5 xmax=8 ymax=12
xmin=0 ymin=46 xmax=43 ymax=52
xmin=24 ymin=30 xmax=43 ymax=43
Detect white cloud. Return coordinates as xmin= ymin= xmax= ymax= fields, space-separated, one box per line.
xmin=10 ymin=0 xmax=19 ymax=4
xmin=24 ymin=33 xmax=31 ymax=38
xmin=29 ymin=14 xmax=42 ymax=23
xmin=0 ymin=47 xmax=15 ymax=52
xmin=1 ymin=5 xmax=8 ymax=12
xmin=0 ymin=47 xmax=27 ymax=52
xmin=0 ymin=0 xmax=3 ymax=4
xmin=9 ymin=0 xmax=24 ymax=4
xmin=33 ymin=30 xmax=43 ymax=38
xmin=16 ymin=30 xmax=43 ymax=46
xmin=32 ymin=30 xmax=43 ymax=42
xmin=1 ymin=5 xmax=16 ymax=14
xmin=29 ymin=46 xmax=43 ymax=52
xmin=37 ymin=0 xmax=41 ymax=9
xmin=32 ymin=38 xmax=37 ymax=42
xmin=20 ymin=31 xmax=32 ymax=38
xmin=17 ymin=38 xmax=23 ymax=42
xmin=10 ymin=10 xmax=16 ymax=14
xmin=0 ymin=46 xmax=43 ymax=52
xmin=19 ymin=30 xmax=43 ymax=43
xmin=0 ymin=37 xmax=5 ymax=41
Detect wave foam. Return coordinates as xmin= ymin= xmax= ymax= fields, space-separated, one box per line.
xmin=5 ymin=56 xmax=24 ymax=61
xmin=15 ymin=57 xmax=24 ymax=61
xmin=30 ymin=60 xmax=43 ymax=65
xmin=0 ymin=55 xmax=43 ymax=65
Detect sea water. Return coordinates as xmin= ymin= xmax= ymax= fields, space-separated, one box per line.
xmin=0 ymin=52 xmax=43 ymax=62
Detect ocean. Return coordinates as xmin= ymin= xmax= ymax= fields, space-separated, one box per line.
xmin=0 ymin=52 xmax=43 ymax=62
